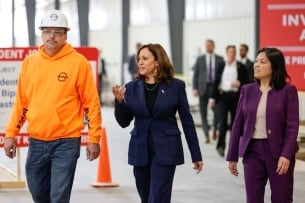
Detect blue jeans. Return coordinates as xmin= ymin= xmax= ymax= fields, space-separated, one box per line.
xmin=25 ymin=138 xmax=81 ymax=203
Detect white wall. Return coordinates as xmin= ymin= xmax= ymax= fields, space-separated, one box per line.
xmin=90 ymin=29 xmax=122 ymax=85
xmin=184 ymin=16 xmax=255 ymax=79
xmin=128 ymin=24 xmax=171 ymax=59
xmin=183 ymin=16 xmax=255 ymax=106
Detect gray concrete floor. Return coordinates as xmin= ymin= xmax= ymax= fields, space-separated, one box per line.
xmin=0 ymin=105 xmax=305 ymax=203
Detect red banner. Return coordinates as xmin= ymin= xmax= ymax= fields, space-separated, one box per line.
xmin=259 ymin=0 xmax=305 ymax=90
xmin=0 ymin=47 xmax=99 ymax=61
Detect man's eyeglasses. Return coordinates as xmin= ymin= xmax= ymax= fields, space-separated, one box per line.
xmin=42 ymin=30 xmax=66 ymax=37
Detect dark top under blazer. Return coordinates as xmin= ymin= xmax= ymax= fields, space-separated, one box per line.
xmin=212 ymin=61 xmax=250 ymax=101
xmin=114 ymin=78 xmax=202 ymax=166
xmin=192 ymin=54 xmax=224 ymax=96
xmin=226 ymin=83 xmax=299 ymax=162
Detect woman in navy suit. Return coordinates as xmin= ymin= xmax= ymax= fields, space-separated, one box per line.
xmin=112 ymin=43 xmax=203 ymax=203
xmin=227 ymin=47 xmax=299 ymax=203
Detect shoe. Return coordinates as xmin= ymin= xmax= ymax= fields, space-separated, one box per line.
xmin=217 ymin=148 xmax=224 ymax=157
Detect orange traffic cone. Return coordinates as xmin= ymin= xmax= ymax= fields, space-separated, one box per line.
xmin=91 ymin=127 xmax=119 ymax=187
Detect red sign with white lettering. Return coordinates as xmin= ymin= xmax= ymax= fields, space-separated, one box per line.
xmin=259 ymin=0 xmax=305 ymax=90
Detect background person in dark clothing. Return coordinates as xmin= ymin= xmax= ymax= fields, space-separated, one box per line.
xmin=210 ymin=45 xmax=250 ymax=157
xmin=239 ymin=43 xmax=254 ymax=81
xmin=127 ymin=42 xmax=142 ymax=80
xmin=98 ymin=55 xmax=107 ymax=104
xmin=192 ymin=39 xmax=224 ymax=143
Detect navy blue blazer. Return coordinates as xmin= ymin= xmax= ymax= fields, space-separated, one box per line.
xmin=226 ymin=83 xmax=299 ymax=162
xmin=114 ymin=78 xmax=202 ymax=166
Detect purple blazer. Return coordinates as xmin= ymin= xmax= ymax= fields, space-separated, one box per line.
xmin=226 ymin=83 xmax=299 ymax=162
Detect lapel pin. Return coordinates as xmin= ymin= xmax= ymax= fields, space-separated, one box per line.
xmin=162 ymin=89 xmax=165 ymax=94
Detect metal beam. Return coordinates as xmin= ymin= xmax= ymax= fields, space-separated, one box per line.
xmin=12 ymin=0 xmax=15 ymax=46
xmin=122 ymin=0 xmax=130 ymax=84
xmin=55 ymin=0 xmax=60 ymax=10
xmin=167 ymin=0 xmax=185 ymax=74
xmin=25 ymin=0 xmax=36 ymax=46
xmin=77 ymin=0 xmax=89 ymax=45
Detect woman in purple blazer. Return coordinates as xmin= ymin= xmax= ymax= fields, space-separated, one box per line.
xmin=112 ymin=43 xmax=203 ymax=203
xmin=226 ymin=47 xmax=299 ymax=203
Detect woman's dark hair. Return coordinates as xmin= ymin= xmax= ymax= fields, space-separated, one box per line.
xmin=255 ymin=47 xmax=290 ymax=89
xmin=135 ymin=43 xmax=174 ymax=84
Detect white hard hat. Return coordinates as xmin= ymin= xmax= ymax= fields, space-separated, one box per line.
xmin=39 ymin=10 xmax=70 ymax=31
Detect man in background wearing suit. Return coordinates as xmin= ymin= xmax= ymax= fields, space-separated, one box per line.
xmin=210 ymin=45 xmax=250 ymax=157
xmin=127 ymin=42 xmax=142 ymax=80
xmin=98 ymin=52 xmax=107 ymax=104
xmin=192 ymin=39 xmax=224 ymax=143
xmin=239 ymin=44 xmax=254 ymax=81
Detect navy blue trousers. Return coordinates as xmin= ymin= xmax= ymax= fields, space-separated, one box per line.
xmin=133 ymin=157 xmax=176 ymax=203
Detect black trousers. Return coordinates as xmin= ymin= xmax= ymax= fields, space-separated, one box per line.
xmin=198 ymin=83 xmax=216 ymax=138
xmin=216 ymin=91 xmax=238 ymax=151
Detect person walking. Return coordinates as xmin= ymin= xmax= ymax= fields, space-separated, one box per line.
xmin=192 ymin=39 xmax=224 ymax=143
xmin=3 ymin=10 xmax=102 ymax=203
xmin=112 ymin=43 xmax=203 ymax=203
xmin=128 ymin=42 xmax=142 ymax=80
xmin=227 ymin=47 xmax=299 ymax=203
xmin=239 ymin=43 xmax=254 ymax=81
xmin=210 ymin=45 xmax=250 ymax=157
xmin=98 ymin=52 xmax=107 ymax=104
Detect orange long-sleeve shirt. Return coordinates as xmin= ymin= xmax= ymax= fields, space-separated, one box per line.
xmin=5 ymin=43 xmax=102 ymax=143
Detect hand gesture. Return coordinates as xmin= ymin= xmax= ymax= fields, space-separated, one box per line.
xmin=112 ymin=84 xmax=126 ymax=103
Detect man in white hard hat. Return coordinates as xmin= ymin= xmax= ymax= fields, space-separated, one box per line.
xmin=4 ymin=10 xmax=102 ymax=203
